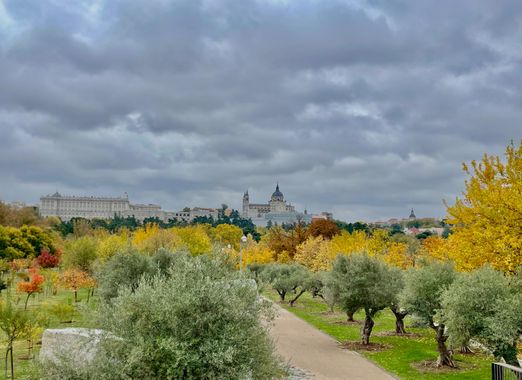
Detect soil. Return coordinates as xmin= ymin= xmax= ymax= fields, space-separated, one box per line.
xmin=334 ymin=320 xmax=363 ymax=326
xmin=374 ymin=331 xmax=421 ymax=338
xmin=411 ymin=360 xmax=476 ymax=373
xmin=339 ymin=341 xmax=392 ymax=352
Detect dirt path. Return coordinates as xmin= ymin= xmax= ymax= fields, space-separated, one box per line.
xmin=269 ymin=305 xmax=396 ymax=380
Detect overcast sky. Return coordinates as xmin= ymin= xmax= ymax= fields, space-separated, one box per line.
xmin=1 ymin=0 xmax=521 ymax=222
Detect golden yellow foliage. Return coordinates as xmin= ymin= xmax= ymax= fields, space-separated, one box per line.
xmin=239 ymin=236 xmax=275 ymax=267
xmin=173 ymin=225 xmax=212 ymax=255
xmin=212 ymin=224 xmax=243 ymax=250
xmin=97 ymin=232 xmax=129 ymax=262
xmin=294 ymin=236 xmax=332 ymax=272
xmin=445 ymin=141 xmax=522 ymax=272
xmin=133 ymin=224 xmax=181 ymax=255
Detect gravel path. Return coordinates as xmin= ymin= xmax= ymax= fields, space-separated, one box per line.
xmin=270 ymin=305 xmax=396 ymax=380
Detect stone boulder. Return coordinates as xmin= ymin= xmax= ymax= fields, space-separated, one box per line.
xmin=39 ymin=328 xmax=105 ymax=366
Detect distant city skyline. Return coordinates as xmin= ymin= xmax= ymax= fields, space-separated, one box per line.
xmin=1 ymin=1 xmax=520 ymax=221
xmin=5 ymin=187 xmax=433 ymax=223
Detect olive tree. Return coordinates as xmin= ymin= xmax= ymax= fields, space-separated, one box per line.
xmin=92 ymin=254 xmax=281 ymax=379
xmin=96 ymin=248 xmax=155 ymax=302
xmin=262 ymin=263 xmax=309 ymax=303
xmin=388 ymin=269 xmax=408 ymax=334
xmin=331 ymin=253 xmax=400 ymax=344
xmin=400 ymin=261 xmax=456 ymax=367
xmin=442 ymin=266 xmax=521 ymax=367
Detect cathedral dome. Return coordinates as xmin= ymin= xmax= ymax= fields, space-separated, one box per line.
xmin=271 ymin=184 xmax=284 ymax=201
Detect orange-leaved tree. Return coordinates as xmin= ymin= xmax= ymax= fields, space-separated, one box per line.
xmin=17 ymin=268 xmax=44 ymax=310
xmin=59 ymin=268 xmax=96 ymax=302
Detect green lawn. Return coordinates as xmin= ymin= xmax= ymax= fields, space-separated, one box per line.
xmin=1 ymin=288 xmax=96 ymax=380
xmin=264 ymin=289 xmax=493 ymax=380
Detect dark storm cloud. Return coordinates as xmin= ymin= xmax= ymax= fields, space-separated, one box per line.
xmin=0 ymin=0 xmax=521 ymax=220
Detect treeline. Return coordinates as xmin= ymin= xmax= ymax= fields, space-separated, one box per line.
xmin=0 ymin=225 xmax=59 ymax=261
xmin=54 ymin=207 xmax=259 ymax=240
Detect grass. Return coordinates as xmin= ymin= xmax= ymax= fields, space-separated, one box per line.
xmin=0 ymin=287 xmax=96 ymax=380
xmin=264 ymin=289 xmax=493 ymax=380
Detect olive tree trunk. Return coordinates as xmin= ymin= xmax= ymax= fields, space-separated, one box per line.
xmin=361 ymin=315 xmax=375 ymax=345
xmin=289 ymin=290 xmax=306 ymax=307
xmin=433 ymin=324 xmax=455 ymax=367
xmin=390 ymin=306 xmax=408 ymax=334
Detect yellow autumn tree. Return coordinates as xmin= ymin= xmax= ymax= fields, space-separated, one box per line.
xmin=212 ymin=224 xmax=243 ymax=250
xmin=97 ymin=231 xmax=129 ymax=262
xmin=294 ymin=235 xmax=332 ymax=271
xmin=329 ymin=230 xmax=367 ymax=256
xmin=446 ymin=140 xmax=522 ymax=272
xmin=421 ymin=235 xmax=452 ymax=262
xmin=133 ymin=224 xmax=181 ymax=255
xmin=174 ymin=225 xmax=212 ymax=255
xmin=237 ymin=236 xmax=275 ymax=267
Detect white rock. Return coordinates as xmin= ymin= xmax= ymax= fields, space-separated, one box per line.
xmin=39 ymin=328 xmax=106 ymax=366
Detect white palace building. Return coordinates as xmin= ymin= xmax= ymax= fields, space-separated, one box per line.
xmin=39 ymin=192 xmax=218 ymax=222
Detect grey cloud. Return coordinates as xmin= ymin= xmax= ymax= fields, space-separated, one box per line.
xmin=0 ymin=0 xmax=521 ymax=220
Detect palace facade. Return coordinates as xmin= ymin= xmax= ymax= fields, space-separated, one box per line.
xmin=39 ymin=192 xmax=218 ymax=222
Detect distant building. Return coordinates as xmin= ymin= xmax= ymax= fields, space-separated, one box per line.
xmin=40 ymin=192 xmax=133 ymax=220
xmin=409 ymin=208 xmax=416 ymax=220
xmin=241 ymin=184 xmax=331 ymax=227
xmin=39 ymin=192 xmax=219 ymax=223
xmin=311 ymin=212 xmax=334 ymax=223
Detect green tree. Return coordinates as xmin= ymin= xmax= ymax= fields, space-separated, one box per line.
xmin=262 ymin=263 xmax=308 ymax=302
xmin=89 ymin=254 xmax=281 ymax=379
xmin=0 ymin=300 xmax=34 ymax=380
xmin=400 ymin=261 xmax=456 ymax=367
xmin=441 ymin=266 xmax=521 ymax=366
xmin=331 ymin=253 xmax=401 ymax=344
xmin=62 ymin=236 xmax=98 ymax=273
xmin=96 ymin=249 xmax=155 ymax=302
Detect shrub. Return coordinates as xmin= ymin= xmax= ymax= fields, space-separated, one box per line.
xmin=96 ymin=249 xmax=155 ymax=303
xmin=46 ymin=254 xmax=282 ymax=379
xmin=37 ymin=249 xmax=60 ymax=268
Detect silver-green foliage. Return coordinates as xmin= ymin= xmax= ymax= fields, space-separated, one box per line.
xmin=93 ymin=254 xmax=281 ymax=379
xmin=261 ymin=263 xmax=309 ymax=302
xmin=331 ymin=253 xmax=402 ymax=344
xmin=400 ymin=261 xmax=456 ymax=366
xmin=400 ymin=261 xmax=456 ymax=326
xmin=441 ymin=265 xmax=521 ymax=366
xmin=96 ymin=248 xmax=155 ymax=302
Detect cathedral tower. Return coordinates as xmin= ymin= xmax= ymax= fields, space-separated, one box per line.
xmin=242 ymin=190 xmax=249 ymax=217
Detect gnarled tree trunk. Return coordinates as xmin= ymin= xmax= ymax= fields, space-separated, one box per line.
xmin=433 ymin=324 xmax=455 ymax=367
xmin=390 ymin=306 xmax=408 ymax=334
xmin=361 ymin=315 xmax=375 ymax=345
xmin=346 ymin=311 xmax=355 ymax=322
xmin=289 ymin=290 xmax=306 ymax=307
